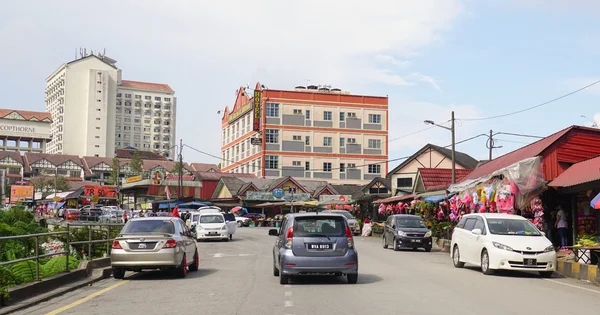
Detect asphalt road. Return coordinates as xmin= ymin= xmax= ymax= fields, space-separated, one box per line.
xmin=13 ymin=227 xmax=600 ymax=315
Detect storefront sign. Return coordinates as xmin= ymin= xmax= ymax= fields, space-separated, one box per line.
xmin=577 ymin=193 xmax=597 ymax=235
xmin=250 ymin=138 xmax=262 ymax=145
xmin=83 ymin=185 xmax=117 ymax=198
xmin=165 ymin=174 xmax=196 ymax=181
xmin=253 ymin=90 xmax=261 ymax=131
xmin=228 ymin=101 xmax=253 ymax=123
xmin=10 ymin=185 xmax=34 ymax=203
xmin=0 ymin=125 xmax=36 ymax=134
xmin=151 ymin=170 xmax=165 ymax=185
xmin=246 ymin=191 xmax=311 ymax=201
xmin=319 ymin=195 xmax=353 ymax=202
xmin=125 ymin=175 xmax=142 ymax=183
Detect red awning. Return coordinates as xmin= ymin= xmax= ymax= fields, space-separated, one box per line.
xmin=373 ymin=194 xmax=415 ymax=204
xmin=548 ymin=155 xmax=600 ymax=187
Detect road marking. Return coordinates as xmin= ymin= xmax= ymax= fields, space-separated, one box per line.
xmin=284 ymin=300 xmax=294 ymax=307
xmin=213 ymin=253 xmax=223 ymax=258
xmin=284 ymin=291 xmax=292 ymax=297
xmin=45 ymin=280 xmax=129 ymax=315
xmin=543 ymin=279 xmax=600 ymax=295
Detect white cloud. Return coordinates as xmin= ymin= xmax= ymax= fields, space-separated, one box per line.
xmin=410 ymin=73 xmax=442 ymax=92
xmin=374 ymin=55 xmax=412 ymax=68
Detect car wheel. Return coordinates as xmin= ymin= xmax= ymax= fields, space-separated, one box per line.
xmin=452 ymin=245 xmax=465 ymax=268
xmin=539 ymin=271 xmax=553 ymax=278
xmin=112 ymin=267 xmax=125 ymax=279
xmin=393 ymin=238 xmax=400 ymax=251
xmin=382 ymin=235 xmax=388 ymax=249
xmin=175 ymin=254 xmax=188 ymax=278
xmin=347 ymin=273 xmax=358 ymax=284
xmin=237 ymin=221 xmax=243 ymax=227
xmin=481 ymin=250 xmax=494 ymax=275
xmin=279 ymin=271 xmax=289 ymax=284
xmin=189 ymin=250 xmax=199 ymax=272
xmin=412 ymin=247 xmax=418 ymax=251
xmin=424 ymin=247 xmax=431 ymax=252
xmin=273 ymin=259 xmax=279 ymax=277
xmin=224 ymin=237 xmax=230 ymax=242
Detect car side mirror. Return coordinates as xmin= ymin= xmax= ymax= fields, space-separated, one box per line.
xmin=225 ymin=220 xmax=230 ymax=223
xmin=472 ymin=228 xmax=482 ymax=235
xmin=268 ymin=229 xmax=278 ymax=236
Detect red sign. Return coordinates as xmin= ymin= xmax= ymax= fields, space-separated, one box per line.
xmin=165 ymin=174 xmax=195 ymax=181
xmin=253 ymin=90 xmax=261 ymax=131
xmin=83 ymin=185 xmax=117 ymax=198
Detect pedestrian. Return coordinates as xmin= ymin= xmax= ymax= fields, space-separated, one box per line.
xmin=555 ymin=206 xmax=568 ymax=249
xmin=170 ymin=205 xmax=179 ymax=218
xmin=122 ymin=211 xmax=128 ymax=224
xmin=130 ymin=208 xmax=135 ymax=219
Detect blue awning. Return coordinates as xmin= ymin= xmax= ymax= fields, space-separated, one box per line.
xmin=178 ymin=202 xmax=208 ymax=209
xmin=158 ymin=201 xmax=181 ymax=209
xmin=423 ymin=194 xmax=455 ymax=203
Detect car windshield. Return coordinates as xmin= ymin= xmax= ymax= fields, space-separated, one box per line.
xmin=487 ymin=219 xmax=542 ymax=236
xmin=121 ymin=220 xmax=175 ymax=234
xmin=294 ymin=216 xmax=346 ymax=237
xmin=199 ymin=215 xmax=224 ymax=224
xmin=396 ymin=218 xmax=426 ymax=228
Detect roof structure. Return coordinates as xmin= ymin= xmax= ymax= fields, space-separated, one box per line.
xmin=548 ymin=155 xmax=600 ymax=188
xmin=0 ymin=151 xmax=25 ymax=164
xmin=192 ymin=171 xmax=256 ymax=181
xmin=119 ymin=80 xmax=174 ymax=93
xmin=190 ymin=163 xmax=220 ymax=172
xmin=23 ymin=153 xmax=83 ymax=171
xmin=115 ymin=149 xmax=167 ymax=161
xmin=417 ymin=168 xmax=473 ymax=192
xmin=221 ymin=85 xmax=252 ymax=123
xmin=387 ymin=143 xmax=479 ymax=176
xmin=0 ymin=109 xmax=52 ymax=122
xmin=330 ymin=184 xmax=363 ymax=196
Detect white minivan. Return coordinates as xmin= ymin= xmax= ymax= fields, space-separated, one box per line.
xmin=195 ymin=208 xmax=237 ymax=241
xmin=451 ymin=213 xmax=556 ymax=277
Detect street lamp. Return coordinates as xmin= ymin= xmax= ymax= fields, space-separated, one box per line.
xmin=580 ymin=115 xmax=598 ymax=127
xmin=424 ymin=111 xmax=456 ymax=184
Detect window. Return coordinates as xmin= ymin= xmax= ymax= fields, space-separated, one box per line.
xmin=96 ymin=109 xmax=101 ymax=112
xmin=134 ymin=127 xmax=141 ymax=131
xmin=95 ymin=145 xmax=100 ymax=148
xmin=125 ymin=94 xmax=132 ymax=98
xmin=125 ymin=101 xmax=131 ymax=106
xmin=340 ymin=163 xmax=346 ymax=172
xmin=348 ymin=163 xmax=356 ymax=169
xmin=292 ymin=161 xmax=301 ymax=167
xmin=473 ymin=218 xmax=486 ymax=234
xmin=323 ymin=111 xmax=332 ymax=121
xmin=368 ymin=114 xmax=382 ymax=124
xmin=340 ymin=137 xmax=345 ymax=147
xmin=340 ymin=112 xmax=345 ymax=121
xmin=397 ymin=178 xmax=413 ymax=187
xmin=265 ymin=155 xmax=278 ymax=169
xmin=305 ymin=110 xmax=311 ymax=120
xmin=463 ymin=218 xmax=477 ymax=231
xmin=117 ymin=93 xmax=122 ymax=97
xmin=368 ymin=139 xmax=381 ymax=149
xmin=292 ymin=135 xmax=301 ymax=141
xmin=96 ymin=127 xmax=100 ymax=129
xmin=155 ymin=97 xmax=161 ymax=101
xmin=165 ymin=97 xmax=171 ymax=102
xmin=368 ymin=164 xmax=381 ymax=174
xmin=347 ymin=138 xmax=356 ymax=144
xmin=305 ymin=161 xmax=310 ymax=171
xmin=96 ymin=118 xmax=101 ymax=120
xmin=293 ymin=109 xmax=302 ymax=115
xmin=347 ymin=112 xmax=357 ymax=118
xmin=323 ymin=162 xmax=332 ymax=172
xmin=135 ymin=95 xmax=141 ymax=99
xmin=266 ymin=103 xmax=279 ymax=117
xmin=323 ymin=137 xmax=332 ymax=146
xmin=116 ymin=100 xmax=122 ymax=105
xmin=305 ymin=136 xmax=310 ymax=145
xmin=265 ymin=129 xmax=279 ymax=143
xmin=145 ymin=96 xmax=151 ymax=100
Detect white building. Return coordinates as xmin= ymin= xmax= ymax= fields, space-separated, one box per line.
xmin=115 ymin=80 xmax=176 ymax=158
xmin=45 ymin=53 xmax=176 ymax=158
xmin=0 ymin=109 xmax=51 ymax=152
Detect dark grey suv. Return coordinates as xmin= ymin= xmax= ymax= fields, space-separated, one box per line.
xmin=382 ymin=214 xmax=432 ymax=252
xmin=269 ymin=213 xmax=359 ymax=284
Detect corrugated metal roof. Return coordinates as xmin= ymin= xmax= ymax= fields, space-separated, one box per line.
xmin=548 ymin=155 xmax=600 ymax=187
xmin=419 ymin=168 xmax=472 ymax=191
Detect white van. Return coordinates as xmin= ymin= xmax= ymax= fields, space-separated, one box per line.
xmin=195 ymin=209 xmax=237 ymax=241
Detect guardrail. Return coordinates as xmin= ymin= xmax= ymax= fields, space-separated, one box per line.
xmin=0 ymin=222 xmax=124 ymax=282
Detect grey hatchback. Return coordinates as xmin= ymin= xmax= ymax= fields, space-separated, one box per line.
xmin=269 ymin=213 xmax=359 ymax=284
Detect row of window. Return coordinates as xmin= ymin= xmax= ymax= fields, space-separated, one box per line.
xmin=265 ymin=103 xmax=382 ymax=124
xmin=115 ymin=141 xmax=170 ymax=150
xmin=117 ymin=94 xmax=172 ymax=102
xmin=117 ymin=101 xmax=172 ymax=110
xmin=264 ymin=155 xmax=381 ymax=173
xmin=264 ymin=130 xmax=381 ymax=149
xmin=222 ymin=115 xmax=252 ymax=145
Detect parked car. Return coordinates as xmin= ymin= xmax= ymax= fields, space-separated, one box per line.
xmin=450 ymin=213 xmax=556 ymax=277
xmin=195 ymin=210 xmax=236 ymax=241
xmin=99 ymin=209 xmax=125 ymax=223
xmin=234 ymin=213 xmax=251 ymax=227
xmin=65 ymin=209 xmax=80 ymax=221
xmin=110 ymin=217 xmax=198 ymax=279
xmin=382 ymin=214 xmax=432 ymax=252
xmin=244 ymin=213 xmax=265 ymax=221
xmin=320 ymin=210 xmax=361 ymax=235
xmin=269 ymin=212 xmax=358 ymax=284
xmin=79 ymin=208 xmax=103 ymax=221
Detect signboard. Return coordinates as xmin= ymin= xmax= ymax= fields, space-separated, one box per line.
xmin=125 ymin=175 xmax=142 ymax=183
xmin=246 ymin=191 xmax=311 ymax=201
xmin=253 ymin=90 xmax=261 ymax=131
xmin=250 ymin=138 xmax=262 ymax=145
xmin=151 ymin=170 xmax=165 ymax=185
xmin=288 ymin=187 xmax=297 ymax=194
xmin=83 ymin=185 xmax=117 ymax=198
xmin=10 ymin=185 xmax=34 ymax=203
xmin=165 ymin=174 xmax=196 ymax=181
xmin=273 ymin=189 xmax=284 ymax=199
xmin=228 ymin=101 xmax=254 ymax=123
xmin=319 ymin=195 xmax=353 ymax=202
xmin=577 ymin=192 xmax=597 ymax=235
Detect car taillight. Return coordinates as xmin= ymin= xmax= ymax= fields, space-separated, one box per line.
xmin=345 ymin=226 xmax=354 ymax=249
xmin=285 ymin=227 xmax=293 ymax=249
xmin=162 ymin=239 xmax=177 ymax=249
xmin=112 ymin=240 xmax=122 ymax=249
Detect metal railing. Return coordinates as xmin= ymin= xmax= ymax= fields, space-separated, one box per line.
xmin=0 ymin=222 xmax=123 ymax=282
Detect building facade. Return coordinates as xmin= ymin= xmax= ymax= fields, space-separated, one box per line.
xmin=220 ymin=83 xmax=388 ymax=184
xmin=0 ymin=109 xmax=51 ymax=153
xmin=45 ymin=53 xmax=175 ymax=158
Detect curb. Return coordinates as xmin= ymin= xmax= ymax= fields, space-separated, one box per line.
xmin=557 ymin=260 xmax=600 ymax=284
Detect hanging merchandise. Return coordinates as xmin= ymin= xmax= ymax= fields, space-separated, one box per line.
xmin=378 ymin=203 xmax=385 ymax=214
xmin=530 ymin=197 xmax=545 ymax=230
xmin=496 ymin=179 xmax=516 ymax=214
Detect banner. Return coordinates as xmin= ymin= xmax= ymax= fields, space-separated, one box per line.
xmin=125 ymin=175 xmax=142 ymax=183
xmin=10 ymin=185 xmax=34 ymax=203
xmin=253 ymin=90 xmax=261 ymax=131
xmin=83 ymin=185 xmax=117 ymax=198
xmin=228 ymin=101 xmax=253 ymax=123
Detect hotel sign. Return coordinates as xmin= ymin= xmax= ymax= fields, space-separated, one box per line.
xmin=0 ymin=125 xmax=36 ymax=133
xmin=227 ymin=101 xmax=253 ymax=123
xmin=253 ymin=90 xmax=261 ymax=131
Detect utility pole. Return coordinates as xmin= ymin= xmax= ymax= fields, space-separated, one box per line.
xmin=486 ymin=130 xmax=504 ymax=160
xmin=0 ymin=170 xmax=5 ymax=208
xmin=489 ymin=129 xmax=493 ymax=161
xmin=451 ymin=111 xmax=456 ymax=184
xmin=178 ymin=139 xmax=183 ymax=199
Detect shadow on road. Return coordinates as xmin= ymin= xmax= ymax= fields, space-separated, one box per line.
xmin=462 ymin=266 xmax=557 ymax=279
xmin=288 ymin=273 xmax=383 ymax=285
xmin=125 ymin=268 xmax=218 ymax=280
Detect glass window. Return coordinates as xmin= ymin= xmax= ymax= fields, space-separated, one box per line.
xmin=266 ymin=103 xmax=279 ymax=117
xmin=122 ymin=220 xmax=174 ymax=234
xmin=323 ymin=137 xmax=332 ymax=146
xmin=340 ymin=163 xmax=346 ymax=172
xmin=395 ymin=217 xmax=426 ymax=228
xmin=340 ymin=112 xmax=345 ymax=121
xmin=323 ymin=111 xmax=332 ymax=121
xmin=294 ymin=216 xmax=346 ymax=237
xmin=463 ymin=218 xmax=477 ymax=231
xmin=368 ymin=139 xmax=381 ymax=149
xmin=340 ymin=138 xmax=345 ymax=147
xmin=368 ymin=114 xmax=382 ymax=124
xmin=305 ymin=110 xmax=311 ymax=120
xmin=305 ymin=136 xmax=310 ymax=145
xmin=323 ymin=162 xmax=332 ymax=172
xmin=305 ymin=161 xmax=310 ymax=171
xmin=367 ymin=164 xmax=381 ymax=174
xmin=265 ymin=155 xmax=278 ymax=169
xmin=199 ymin=215 xmax=225 ymax=224
xmin=474 ymin=218 xmax=486 ymax=234
xmin=487 ymin=219 xmax=541 ymax=236
xmin=265 ymin=129 xmax=279 ymax=143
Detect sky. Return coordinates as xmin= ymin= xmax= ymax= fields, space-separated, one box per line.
xmin=1 ymin=0 xmax=600 ymax=168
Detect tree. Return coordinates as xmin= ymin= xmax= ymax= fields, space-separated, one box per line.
xmin=107 ymin=157 xmax=120 ymax=185
xmin=30 ymin=176 xmax=70 ymax=196
xmin=170 ymin=162 xmax=184 ymax=174
xmin=129 ymin=150 xmax=143 ymax=175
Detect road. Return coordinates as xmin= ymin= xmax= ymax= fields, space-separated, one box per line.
xmin=12 ymin=227 xmax=600 ymax=315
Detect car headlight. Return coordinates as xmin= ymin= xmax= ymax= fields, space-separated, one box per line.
xmin=221 ymin=225 xmax=227 ymax=230
xmin=398 ymin=231 xmax=407 ymax=237
xmin=492 ymin=241 xmax=513 ymax=251
xmin=424 ymin=231 xmax=432 ymax=238
xmin=544 ymin=245 xmax=555 ymax=253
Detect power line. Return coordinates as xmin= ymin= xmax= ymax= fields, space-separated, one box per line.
xmin=459 ymin=79 xmax=600 ymax=121
xmin=494 ymin=138 xmax=531 ymax=144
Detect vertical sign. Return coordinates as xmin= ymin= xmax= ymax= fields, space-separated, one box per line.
xmin=253 ymin=90 xmax=261 ymax=131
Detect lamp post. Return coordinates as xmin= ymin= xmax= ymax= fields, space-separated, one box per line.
xmin=580 ymin=115 xmax=598 ymax=127
xmin=424 ymin=111 xmax=456 ymax=184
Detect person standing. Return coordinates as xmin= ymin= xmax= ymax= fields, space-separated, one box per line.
xmin=122 ymin=211 xmax=128 ymax=224
xmin=555 ymin=206 xmax=568 ymax=249
xmin=130 ymin=208 xmax=135 ymax=219
xmin=170 ymin=205 xmax=179 ymax=218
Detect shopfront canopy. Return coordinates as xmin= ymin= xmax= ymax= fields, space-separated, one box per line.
xmin=548 ymin=155 xmax=600 ymax=189
xmin=372 ymin=194 xmax=415 ymax=204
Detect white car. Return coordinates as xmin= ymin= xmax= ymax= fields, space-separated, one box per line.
xmin=451 ymin=213 xmax=556 ymax=277
xmin=195 ymin=209 xmax=237 ymax=241
xmin=234 ymin=215 xmax=251 ymax=227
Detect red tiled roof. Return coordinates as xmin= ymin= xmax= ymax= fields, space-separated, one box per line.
xmin=419 ymin=168 xmax=472 ymax=191
xmin=119 ymin=80 xmax=174 ymax=93
xmin=193 ymin=171 xmax=256 ymax=181
xmin=373 ymin=194 xmax=415 ymax=204
xmin=24 ymin=153 xmax=83 ymax=171
xmin=191 ymin=163 xmax=220 ymax=172
xmin=115 ymin=149 xmax=167 ymax=161
xmin=0 ymin=109 xmax=52 ymax=121
xmin=548 ymin=155 xmax=600 ymax=187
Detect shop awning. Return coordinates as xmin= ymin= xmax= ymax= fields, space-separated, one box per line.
xmin=373 ymin=194 xmax=415 ymax=204
xmin=548 ymin=155 xmax=600 ymax=188
xmin=44 ymin=191 xmax=75 ymax=200
xmin=423 ymin=194 xmax=455 ymax=203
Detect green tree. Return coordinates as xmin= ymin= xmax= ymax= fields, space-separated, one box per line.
xmin=30 ymin=176 xmax=70 ymax=196
xmin=170 ymin=162 xmax=184 ymax=174
xmin=107 ymin=157 xmax=120 ymax=185
xmin=129 ymin=150 xmax=143 ymax=175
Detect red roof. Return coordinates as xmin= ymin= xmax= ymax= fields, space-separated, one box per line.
xmin=548 ymin=155 xmax=600 ymax=187
xmin=119 ymin=80 xmax=174 ymax=93
xmin=419 ymin=168 xmax=472 ymax=191
xmin=193 ymin=171 xmax=256 ymax=181
xmin=0 ymin=109 xmax=52 ymax=121
xmin=373 ymin=194 xmax=415 ymax=204
xmin=191 ymin=163 xmax=220 ymax=172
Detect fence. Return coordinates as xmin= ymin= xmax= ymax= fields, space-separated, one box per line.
xmin=0 ymin=222 xmax=123 ymax=282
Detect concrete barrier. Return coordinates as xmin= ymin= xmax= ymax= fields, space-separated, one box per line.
xmin=557 ymin=260 xmax=600 ymax=284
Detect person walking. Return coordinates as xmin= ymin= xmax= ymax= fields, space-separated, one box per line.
xmin=122 ymin=210 xmax=128 ymax=224
xmin=170 ymin=205 xmax=180 ymax=218
xmin=555 ymin=206 xmax=569 ymax=249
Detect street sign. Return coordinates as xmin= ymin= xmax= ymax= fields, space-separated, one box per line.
xmin=250 ymin=138 xmax=262 ymax=145
xmin=272 ymin=189 xmax=284 ymax=199
xmin=289 ymin=188 xmax=297 ymax=194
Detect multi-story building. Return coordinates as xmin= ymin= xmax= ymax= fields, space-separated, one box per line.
xmin=0 ymin=109 xmax=51 ymax=153
xmin=220 ymin=83 xmax=388 ymax=184
xmin=45 ymin=53 xmax=176 ymax=158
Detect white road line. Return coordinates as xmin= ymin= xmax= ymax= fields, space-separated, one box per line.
xmin=543 ymin=279 xmax=600 ymax=294
xmin=284 ymin=291 xmax=292 ymax=297
xmin=213 ymin=253 xmax=223 ymax=258
xmin=284 ymin=301 xmax=294 ymax=307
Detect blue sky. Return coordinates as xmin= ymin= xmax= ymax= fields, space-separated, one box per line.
xmin=1 ymin=0 xmax=599 ymax=166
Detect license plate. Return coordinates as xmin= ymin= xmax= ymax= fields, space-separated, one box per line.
xmin=131 ymin=242 xmax=156 ymax=249
xmin=307 ymin=243 xmax=332 ymax=250
xmin=411 ymin=239 xmax=421 ymax=243
xmin=208 ymin=232 xmax=218 ymax=235
xmin=524 ymin=258 xmax=537 ymax=266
